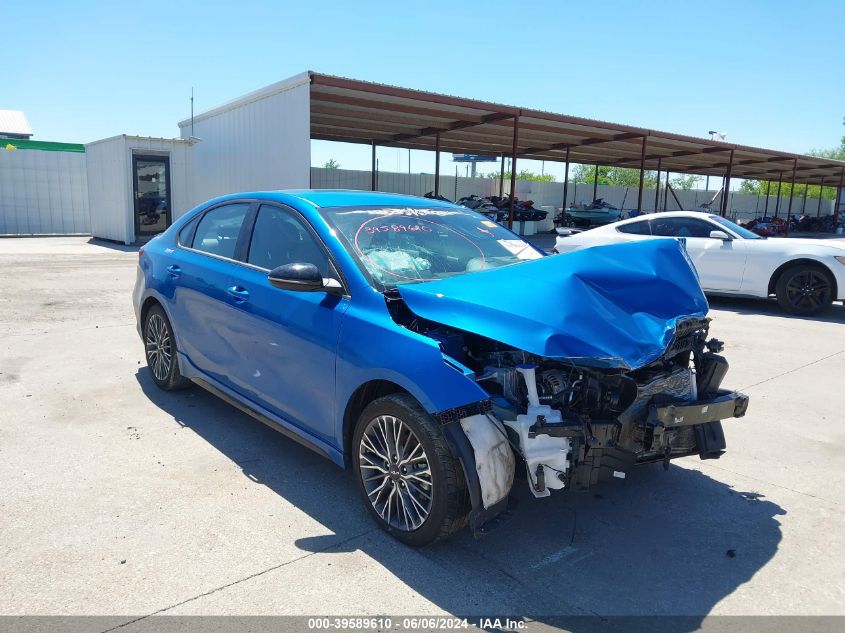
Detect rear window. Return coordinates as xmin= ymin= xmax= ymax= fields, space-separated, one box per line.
xmin=177 ymin=217 xmax=199 ymax=246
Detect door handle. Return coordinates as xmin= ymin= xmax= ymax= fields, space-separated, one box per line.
xmin=167 ymin=265 xmax=181 ymax=278
xmin=226 ymin=286 xmax=250 ymax=303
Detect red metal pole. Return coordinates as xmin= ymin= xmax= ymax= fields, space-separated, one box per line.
xmin=720 ymin=149 xmax=734 ymax=216
xmin=592 ymin=164 xmax=599 ymax=201
xmin=817 ymin=178 xmax=825 ymax=217
xmin=836 ymin=168 xmax=845 ymax=228
xmin=562 ymin=146 xmax=571 ymax=211
xmin=774 ymin=173 xmax=783 ymax=217
xmin=663 ymin=171 xmax=670 ymax=211
xmin=635 ymin=136 xmax=647 ymax=212
xmin=764 ymin=181 xmax=770 ymax=214
xmin=654 ymin=159 xmax=661 ymax=212
xmin=786 ymin=159 xmax=797 ymax=236
xmin=434 ymin=134 xmax=441 ymax=197
xmin=371 ymin=141 xmax=377 ymax=191
xmin=498 ymin=153 xmax=505 ymax=198
xmin=508 ymin=116 xmax=519 ymax=230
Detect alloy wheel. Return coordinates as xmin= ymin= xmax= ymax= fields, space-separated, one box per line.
xmin=145 ymin=313 xmax=172 ymax=382
xmin=785 ymin=270 xmax=831 ymax=312
xmin=358 ymin=415 xmax=433 ymax=532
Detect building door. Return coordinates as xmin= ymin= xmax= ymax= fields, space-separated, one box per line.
xmin=133 ymin=154 xmax=172 ymax=237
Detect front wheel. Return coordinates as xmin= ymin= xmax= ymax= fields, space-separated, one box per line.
xmin=775 ymin=265 xmax=834 ymax=316
xmin=352 ymin=394 xmax=469 ymax=546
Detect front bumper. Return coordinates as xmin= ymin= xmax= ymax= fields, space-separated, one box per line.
xmin=648 ymin=389 xmax=749 ymax=429
xmin=548 ymin=387 xmax=749 ymax=490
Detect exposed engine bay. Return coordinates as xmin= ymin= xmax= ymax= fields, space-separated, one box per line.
xmin=386 ymin=292 xmax=749 ymax=522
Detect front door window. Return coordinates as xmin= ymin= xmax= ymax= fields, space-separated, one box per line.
xmin=133 ymin=155 xmax=171 ymax=236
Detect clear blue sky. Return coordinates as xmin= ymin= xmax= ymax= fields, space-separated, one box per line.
xmin=6 ymin=0 xmax=844 ymax=182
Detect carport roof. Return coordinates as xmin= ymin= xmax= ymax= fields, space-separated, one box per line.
xmin=308 ymin=72 xmax=845 ymax=186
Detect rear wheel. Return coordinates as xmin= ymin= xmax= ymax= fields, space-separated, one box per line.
xmin=775 ymin=264 xmax=834 ymax=316
xmin=144 ymin=304 xmax=191 ymax=390
xmin=352 ymin=394 xmax=469 ymax=546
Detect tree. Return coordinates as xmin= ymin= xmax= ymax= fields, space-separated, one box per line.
xmin=322 ymin=159 xmax=341 ymax=169
xmin=570 ymin=164 xmax=657 ymax=188
xmin=740 ymin=180 xmax=835 ymax=201
xmin=671 ymin=174 xmax=699 ymax=190
xmin=483 ymin=169 xmax=554 ymax=182
xmin=739 ymin=180 xmax=761 ymax=195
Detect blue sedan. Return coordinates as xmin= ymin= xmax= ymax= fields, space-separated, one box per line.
xmin=134 ymin=190 xmax=747 ymax=545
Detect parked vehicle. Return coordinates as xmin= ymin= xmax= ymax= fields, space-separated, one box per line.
xmin=457 ymin=195 xmax=507 ymax=223
xmin=492 ymin=196 xmax=548 ymax=222
xmin=423 ymin=191 xmax=451 ymax=203
xmin=553 ymin=208 xmax=577 ymax=228
xmin=554 ymin=210 xmax=845 ymax=315
xmin=135 ymin=192 xmax=748 ymax=545
xmin=738 ymin=215 xmax=787 ymax=237
xmin=786 ymin=213 xmax=843 ymax=234
xmin=566 ymin=198 xmax=623 ymax=227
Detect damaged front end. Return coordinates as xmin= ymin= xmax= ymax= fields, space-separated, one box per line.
xmin=387 ymin=240 xmax=749 ymax=531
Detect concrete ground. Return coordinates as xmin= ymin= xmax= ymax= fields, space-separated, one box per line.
xmin=1 ymin=237 xmax=844 ymax=624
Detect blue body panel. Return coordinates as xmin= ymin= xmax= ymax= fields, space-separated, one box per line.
xmin=397 ymin=239 xmax=708 ymax=370
xmin=135 ymin=191 xmax=491 ymax=467
xmin=134 ymin=190 xmax=708 ymax=468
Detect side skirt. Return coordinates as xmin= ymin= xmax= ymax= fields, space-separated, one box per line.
xmin=177 ymin=358 xmax=344 ymax=467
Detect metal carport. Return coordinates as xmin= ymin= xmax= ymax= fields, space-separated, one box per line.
xmin=307 ymin=72 xmax=845 ymax=228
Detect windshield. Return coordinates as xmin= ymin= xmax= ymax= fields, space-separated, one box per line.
xmin=319 ymin=206 xmax=543 ymax=287
xmin=710 ymin=215 xmax=762 ymax=239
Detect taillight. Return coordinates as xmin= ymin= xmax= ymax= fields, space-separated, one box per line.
xmin=138 ymin=245 xmax=145 ymax=258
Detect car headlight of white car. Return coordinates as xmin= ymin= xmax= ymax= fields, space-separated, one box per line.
xmin=836 ymin=256 xmax=845 ymax=265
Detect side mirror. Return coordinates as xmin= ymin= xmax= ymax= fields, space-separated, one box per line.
xmin=268 ymin=263 xmax=342 ymax=294
xmin=709 ymin=230 xmax=732 ymax=241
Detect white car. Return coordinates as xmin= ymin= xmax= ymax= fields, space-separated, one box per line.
xmin=554 ymin=211 xmax=845 ymax=315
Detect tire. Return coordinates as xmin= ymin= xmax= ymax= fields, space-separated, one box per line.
xmin=352 ymin=394 xmax=469 ymax=546
xmin=775 ymin=264 xmax=835 ymax=316
xmin=143 ymin=304 xmax=192 ymax=390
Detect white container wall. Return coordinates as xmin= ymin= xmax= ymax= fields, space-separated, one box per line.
xmin=0 ymin=146 xmax=89 ymax=235
xmin=85 ymin=136 xmax=130 ymax=243
xmin=86 ymin=135 xmax=192 ymax=244
xmin=179 ymin=72 xmax=311 ymax=206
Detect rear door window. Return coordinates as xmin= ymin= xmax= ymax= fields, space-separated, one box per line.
xmin=191 ymin=203 xmax=251 ymax=259
xmin=649 ymin=217 xmax=714 ymax=238
xmin=616 ymin=220 xmax=651 ymax=235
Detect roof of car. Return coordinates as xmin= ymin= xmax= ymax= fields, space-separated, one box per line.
xmin=267 ymin=189 xmax=459 ymax=209
xmin=614 ymin=210 xmax=718 ymax=225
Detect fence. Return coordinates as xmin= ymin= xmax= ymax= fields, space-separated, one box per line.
xmin=311 ymin=167 xmax=836 ymax=222
xmin=0 ymin=143 xmax=89 ymax=235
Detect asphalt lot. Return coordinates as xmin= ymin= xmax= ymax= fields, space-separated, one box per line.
xmin=1 ymin=237 xmax=844 ymax=625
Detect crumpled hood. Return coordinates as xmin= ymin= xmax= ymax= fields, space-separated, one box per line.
xmin=397 ymin=239 xmax=708 ymax=370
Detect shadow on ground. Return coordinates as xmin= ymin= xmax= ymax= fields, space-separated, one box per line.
xmin=87 ymin=237 xmax=140 ymax=253
xmin=136 ymin=370 xmax=784 ymax=630
xmin=708 ymin=295 xmax=845 ymax=323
